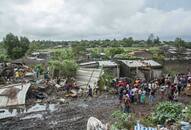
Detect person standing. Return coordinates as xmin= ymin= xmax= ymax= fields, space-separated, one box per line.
xmin=88 ymin=85 xmax=93 ymax=97
xmin=140 ymin=90 xmax=146 ymax=104
xmin=149 ymin=88 xmax=155 ymax=105
xmin=123 ymin=94 xmax=131 ymax=113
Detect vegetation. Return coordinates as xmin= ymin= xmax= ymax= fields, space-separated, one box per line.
xmin=111 ymin=102 xmax=191 ymax=129
xmin=102 ymin=70 xmax=115 ymax=88
xmin=182 ymin=104 xmax=191 ymax=122
xmin=71 ymin=43 xmax=86 ymax=58
xmin=27 ymin=41 xmax=42 ymax=55
xmin=112 ymin=110 xmax=136 ymax=130
xmin=48 ymin=49 xmax=78 ymax=78
xmin=105 ymin=48 xmax=125 ymax=59
xmin=48 ymin=60 xmax=78 ymax=78
xmin=35 ymin=64 xmax=45 ymax=75
xmin=0 ymin=44 xmax=8 ymax=62
xmin=51 ymin=49 xmax=75 ymax=61
xmin=141 ymin=102 xmax=191 ymax=127
xmin=151 ymin=101 xmax=183 ymax=124
xmin=3 ymin=33 xmax=30 ymax=59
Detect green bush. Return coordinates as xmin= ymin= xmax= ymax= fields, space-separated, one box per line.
xmin=112 ymin=110 xmax=136 ymax=130
xmin=151 ymin=101 xmax=183 ymax=124
xmin=140 ymin=115 xmax=155 ymax=127
xmin=98 ymin=77 xmax=105 ymax=91
xmin=182 ymin=104 xmax=191 ymax=121
xmin=48 ymin=60 xmax=78 ymax=78
xmin=35 ymin=64 xmax=44 ymax=74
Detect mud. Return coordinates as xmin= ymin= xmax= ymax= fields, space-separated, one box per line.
xmin=0 ymin=93 xmax=190 ymax=130
xmin=0 ymin=94 xmax=119 ymax=130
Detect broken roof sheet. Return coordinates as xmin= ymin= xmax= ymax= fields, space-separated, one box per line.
xmin=98 ymin=61 xmax=118 ymax=67
xmin=76 ymin=68 xmax=103 ymax=89
xmin=120 ymin=60 xmax=161 ymax=68
xmin=79 ymin=60 xmax=117 ymax=68
xmin=0 ymin=83 xmax=31 ymax=108
xmin=143 ymin=60 xmax=161 ymax=67
xmin=79 ymin=61 xmax=97 ymax=66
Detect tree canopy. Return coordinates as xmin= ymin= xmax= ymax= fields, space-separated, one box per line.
xmin=3 ymin=33 xmax=30 ymax=59
xmin=48 ymin=49 xmax=78 ymax=78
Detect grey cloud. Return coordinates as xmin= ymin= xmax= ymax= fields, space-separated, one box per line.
xmin=0 ymin=0 xmax=191 ymax=40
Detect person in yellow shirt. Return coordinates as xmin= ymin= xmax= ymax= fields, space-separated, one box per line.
xmin=15 ymin=71 xmax=19 ymax=78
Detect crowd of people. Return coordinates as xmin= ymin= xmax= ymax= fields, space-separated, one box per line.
xmin=116 ymin=72 xmax=191 ymax=113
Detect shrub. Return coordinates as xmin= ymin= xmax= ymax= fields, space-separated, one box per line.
xmin=151 ymin=101 xmax=183 ymax=124
xmin=112 ymin=110 xmax=136 ymax=130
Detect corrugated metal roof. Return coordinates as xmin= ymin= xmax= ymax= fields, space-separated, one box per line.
xmin=120 ymin=60 xmax=161 ymax=68
xmin=0 ymin=83 xmax=31 ymax=108
xmin=143 ymin=60 xmax=161 ymax=67
xmin=76 ymin=68 xmax=103 ymax=89
xmin=80 ymin=61 xmax=117 ymax=67
xmin=79 ymin=61 xmax=97 ymax=66
xmin=120 ymin=60 xmax=145 ymax=67
xmin=98 ymin=61 xmax=118 ymax=67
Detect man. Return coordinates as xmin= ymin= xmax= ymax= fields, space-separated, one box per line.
xmin=149 ymin=88 xmax=156 ymax=105
xmin=160 ymin=85 xmax=166 ymax=100
xmin=88 ymin=85 xmax=93 ymax=97
xmin=123 ymin=94 xmax=131 ymax=113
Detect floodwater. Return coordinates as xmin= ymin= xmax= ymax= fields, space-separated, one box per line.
xmin=0 ymin=103 xmax=57 ymax=120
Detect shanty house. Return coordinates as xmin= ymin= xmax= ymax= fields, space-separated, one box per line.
xmin=76 ymin=68 xmax=103 ymax=89
xmin=79 ymin=60 xmax=119 ymax=78
xmin=119 ymin=60 xmax=162 ymax=81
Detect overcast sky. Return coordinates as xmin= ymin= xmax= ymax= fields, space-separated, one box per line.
xmin=0 ymin=0 xmax=191 ymax=41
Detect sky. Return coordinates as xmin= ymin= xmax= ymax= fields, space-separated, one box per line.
xmin=0 ymin=0 xmax=191 ymax=41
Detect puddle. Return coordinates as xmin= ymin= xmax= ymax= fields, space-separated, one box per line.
xmin=21 ymin=114 xmax=43 ymax=120
xmin=0 ymin=103 xmax=58 ymax=120
xmin=27 ymin=103 xmax=57 ymax=113
xmin=78 ymin=103 xmax=88 ymax=108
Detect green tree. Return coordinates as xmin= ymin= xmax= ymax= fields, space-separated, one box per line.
xmin=20 ymin=36 xmax=30 ymax=54
xmin=122 ymin=37 xmax=133 ymax=47
xmin=154 ymin=36 xmax=160 ymax=45
xmin=147 ymin=33 xmax=155 ymax=45
xmin=3 ymin=33 xmax=30 ymax=59
xmin=174 ymin=37 xmax=185 ymax=49
xmin=106 ymin=48 xmax=125 ymax=58
xmin=71 ymin=43 xmax=86 ymax=57
xmin=49 ymin=49 xmax=78 ymax=78
xmin=52 ymin=49 xmax=75 ymax=61
xmin=27 ymin=41 xmax=42 ymax=55
xmin=48 ymin=60 xmax=78 ymax=78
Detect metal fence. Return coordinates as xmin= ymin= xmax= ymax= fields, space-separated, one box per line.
xmin=134 ymin=123 xmax=157 ymax=130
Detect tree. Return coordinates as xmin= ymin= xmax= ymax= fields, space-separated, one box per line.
xmin=48 ymin=60 xmax=78 ymax=78
xmin=147 ymin=33 xmax=155 ymax=45
xmin=20 ymin=36 xmax=30 ymax=54
xmin=71 ymin=43 xmax=86 ymax=57
xmin=52 ymin=49 xmax=75 ymax=61
xmin=174 ymin=37 xmax=185 ymax=48
xmin=106 ymin=48 xmax=125 ymax=58
xmin=3 ymin=33 xmax=30 ymax=59
xmin=122 ymin=37 xmax=133 ymax=47
xmin=154 ymin=36 xmax=160 ymax=45
xmin=48 ymin=49 xmax=78 ymax=78
xmin=27 ymin=41 xmax=42 ymax=55
xmin=0 ymin=54 xmax=8 ymax=62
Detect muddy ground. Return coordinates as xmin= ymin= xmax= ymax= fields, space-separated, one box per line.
xmin=0 ymin=94 xmax=119 ymax=130
xmin=0 ymin=93 xmax=190 ymax=130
